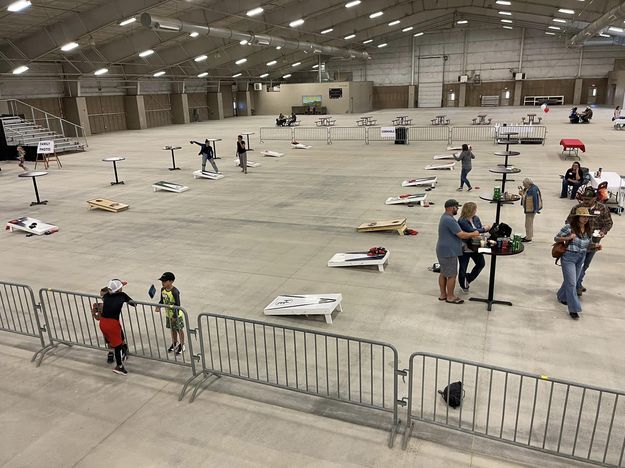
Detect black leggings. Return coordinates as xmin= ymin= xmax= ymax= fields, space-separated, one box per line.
xmin=114 ymin=345 xmax=123 ymax=367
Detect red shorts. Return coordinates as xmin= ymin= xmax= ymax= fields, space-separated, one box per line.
xmin=99 ymin=318 xmax=123 ymax=348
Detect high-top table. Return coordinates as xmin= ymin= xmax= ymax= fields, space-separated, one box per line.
xmin=241 ymin=132 xmax=255 ymax=151
xmin=102 ymin=157 xmax=125 ymax=185
xmin=163 ymin=146 xmax=182 ymax=171
xmin=19 ymin=171 xmax=48 ymax=206
xmin=206 ymin=138 xmax=222 ymax=159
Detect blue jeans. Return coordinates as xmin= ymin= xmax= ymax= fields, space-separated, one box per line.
xmin=458 ymin=252 xmax=485 ymax=288
xmin=460 ymin=167 xmax=472 ymax=189
xmin=560 ymin=179 xmax=581 ymax=199
xmin=576 ymin=250 xmax=596 ymax=289
xmin=557 ymin=250 xmax=585 ymax=314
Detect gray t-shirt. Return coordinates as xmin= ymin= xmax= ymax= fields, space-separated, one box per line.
xmin=454 ymin=150 xmax=475 ymax=170
xmin=436 ymin=213 xmax=463 ymax=258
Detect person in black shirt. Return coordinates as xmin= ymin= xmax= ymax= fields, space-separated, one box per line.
xmin=560 ymin=161 xmax=584 ymax=199
xmin=190 ymin=139 xmax=219 ymax=173
xmin=99 ymin=279 xmax=135 ymax=375
xmin=236 ymin=135 xmax=247 ymax=174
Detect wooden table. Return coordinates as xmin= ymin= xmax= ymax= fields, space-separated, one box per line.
xmin=102 ymin=157 xmax=125 ymax=185
xmin=19 ymin=171 xmax=48 ymax=206
xmin=431 ymin=115 xmax=449 ymax=125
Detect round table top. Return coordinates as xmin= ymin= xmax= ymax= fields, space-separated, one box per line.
xmin=241 ymin=132 xmax=255 ymax=135
xmin=496 ymin=139 xmax=520 ymax=145
xmin=494 ymin=151 xmax=520 ymax=157
xmin=470 ymin=242 xmax=524 ymax=256
xmin=18 ymin=171 xmax=48 ymax=178
xmin=102 ymin=157 xmax=126 ymax=162
xmin=489 ymin=166 xmax=521 ymax=174
xmin=163 ymin=146 xmax=182 ymax=150
xmin=479 ymin=193 xmax=521 ymax=203
xmin=205 ymin=138 xmax=222 ymax=142
xmin=499 ymin=132 xmax=519 ymax=137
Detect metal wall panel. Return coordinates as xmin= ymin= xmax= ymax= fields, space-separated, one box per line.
xmin=86 ymin=96 xmax=127 ymax=134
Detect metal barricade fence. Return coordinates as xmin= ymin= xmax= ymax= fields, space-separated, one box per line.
xmin=37 ymin=289 xmax=198 ymax=398
xmin=495 ymin=125 xmax=547 ymax=145
xmin=188 ymin=312 xmax=402 ymax=446
xmin=329 ymin=126 xmax=367 ymax=143
xmin=406 ymin=126 xmax=450 ymax=143
xmin=366 ymin=126 xmax=392 ymax=142
xmin=0 ymin=281 xmax=47 ymax=348
xmin=259 ymin=127 xmax=293 ymax=142
xmin=451 ymin=126 xmax=497 ymax=144
xmin=294 ymin=126 xmax=330 ymax=143
xmin=402 ymin=353 xmax=625 ymax=467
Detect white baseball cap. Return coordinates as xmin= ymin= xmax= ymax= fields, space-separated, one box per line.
xmin=107 ymin=279 xmax=128 ymax=293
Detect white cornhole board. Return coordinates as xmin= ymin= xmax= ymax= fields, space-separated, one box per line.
xmin=264 ymin=294 xmax=343 ymax=324
xmin=6 ymin=216 xmax=58 ymax=236
xmin=447 ymin=146 xmax=462 ymax=151
xmin=261 ymin=150 xmax=285 ymax=157
xmin=193 ymin=170 xmax=224 ymax=180
xmin=402 ymin=177 xmax=437 ymax=188
xmin=291 ymin=143 xmax=312 ymax=149
xmin=425 ymin=162 xmax=456 ymax=170
xmin=386 ymin=193 xmax=427 ymax=206
xmin=328 ymin=251 xmax=390 ymax=272
xmin=433 ymin=153 xmax=458 ymax=160
xmin=234 ymin=158 xmax=261 ymax=168
xmin=152 ymin=181 xmax=189 ymax=193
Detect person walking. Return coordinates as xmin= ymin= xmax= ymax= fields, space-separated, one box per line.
xmin=519 ymin=177 xmax=542 ymax=242
xmin=436 ymin=199 xmax=481 ymax=304
xmin=560 ymin=162 xmax=584 ymax=199
xmin=554 ymin=207 xmax=601 ymax=320
xmin=190 ymin=139 xmax=219 ymax=173
xmin=236 ymin=135 xmax=248 ymax=174
xmin=98 ymin=279 xmax=135 ymax=375
xmin=16 ymin=145 xmax=28 ymax=171
xmin=457 ymin=202 xmax=490 ymax=292
xmin=453 ymin=144 xmax=475 ymax=191
xmin=566 ymin=186 xmax=613 ymax=296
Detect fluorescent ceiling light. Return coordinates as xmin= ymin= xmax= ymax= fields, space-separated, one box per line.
xmin=198 ymin=72 xmax=208 ymax=77
xmin=377 ymin=43 xmax=387 ymax=48
xmin=153 ymin=71 xmax=165 ymax=77
xmin=246 ymin=7 xmax=264 ymax=16
xmin=553 ymin=18 xmax=566 ymax=23
xmin=119 ymin=18 xmax=136 ymax=26
xmin=503 ymin=26 xmax=513 ymax=29
xmin=61 ymin=42 xmax=79 ymax=52
xmin=545 ymin=32 xmax=555 ymax=35
xmin=289 ymin=18 xmax=304 ymax=27
xmin=260 ymin=73 xmax=269 ymax=78
xmin=312 ymin=64 xmax=319 ymax=68
xmin=267 ymin=60 xmax=277 ymax=66
xmin=369 ymin=11 xmax=383 ymax=18
xmin=548 ymin=26 xmax=561 ymax=30
xmin=558 ymin=8 xmax=574 ymax=14
xmin=501 ymin=19 xmax=512 ymax=23
xmin=232 ymin=73 xmax=242 ymax=78
xmin=321 ymin=28 xmax=334 ymax=34
xmin=414 ymin=32 xmax=424 ymax=37
xmin=609 ymin=26 xmax=624 ymax=32
xmin=194 ymin=55 xmax=208 ymax=62
xmin=240 ymin=40 xmax=248 ymax=45
xmin=292 ymin=62 xmax=301 ymax=67
xmin=139 ymin=49 xmax=154 ymax=57
xmin=363 ymin=39 xmax=373 ymax=44
xmin=282 ymin=74 xmax=291 ymax=78
xmin=344 ymin=34 xmax=356 ymax=40
xmin=7 ymin=0 xmax=31 ymax=12
xmin=495 ymin=0 xmax=511 ymax=4
xmin=402 ymin=26 xmax=413 ymax=32
xmin=94 ymin=68 xmax=108 ymax=75
xmin=12 ymin=65 xmax=28 ymax=74
xmin=345 ymin=0 xmax=361 ymax=7
xmin=457 ymin=20 xmax=468 ymax=24
xmin=235 ymin=58 xmax=247 ymax=65
xmin=189 ymin=32 xmax=199 ymax=38
xmin=388 ymin=20 xmax=400 ymax=26
xmin=498 ymin=11 xmax=512 ymax=15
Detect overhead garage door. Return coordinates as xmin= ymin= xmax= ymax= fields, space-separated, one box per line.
xmin=417 ymin=57 xmax=444 ymax=108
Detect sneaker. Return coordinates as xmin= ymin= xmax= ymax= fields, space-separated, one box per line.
xmin=467 ymin=187 xmax=473 ymax=192
xmin=569 ymin=312 xmax=580 ymax=320
xmin=460 ymin=286 xmax=470 ymax=293
xmin=167 ymin=342 xmax=178 ymax=353
xmin=176 ymin=344 xmax=186 ymax=355
xmin=112 ymin=366 xmax=128 ymax=375
xmin=456 ymin=187 xmax=463 ymax=191
xmin=579 ymin=286 xmax=587 ymax=292
xmin=521 ymin=237 xmax=532 ymax=243
xmin=106 ymin=352 xmax=114 ymax=364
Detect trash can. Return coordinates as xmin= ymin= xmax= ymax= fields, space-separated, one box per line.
xmin=395 ymin=126 xmax=407 ymax=144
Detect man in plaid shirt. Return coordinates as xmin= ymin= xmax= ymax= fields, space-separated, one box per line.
xmin=567 ymin=186 xmax=613 ymax=296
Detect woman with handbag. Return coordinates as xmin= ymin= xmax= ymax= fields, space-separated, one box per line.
xmin=519 ymin=177 xmax=542 ymax=243
xmin=554 ymin=207 xmax=601 ymax=320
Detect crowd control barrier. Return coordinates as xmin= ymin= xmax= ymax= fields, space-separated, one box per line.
xmin=187 ymin=312 xmax=403 ymax=447
xmin=0 ymin=281 xmax=46 ymax=348
xmin=450 ymin=125 xmax=496 ymax=144
xmin=402 ymin=353 xmax=625 ymax=467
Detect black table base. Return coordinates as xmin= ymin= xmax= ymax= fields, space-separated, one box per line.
xmin=30 ymin=178 xmax=47 ymax=206
xmin=168 ymin=148 xmax=181 ymax=171
xmin=111 ymin=161 xmax=124 ymax=185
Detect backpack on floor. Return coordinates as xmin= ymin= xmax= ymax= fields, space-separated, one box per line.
xmin=438 ymin=381 xmax=464 ymax=408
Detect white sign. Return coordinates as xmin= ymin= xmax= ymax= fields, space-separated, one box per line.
xmin=37 ymin=140 xmax=55 ymax=154
xmin=381 ymin=127 xmax=396 ymax=139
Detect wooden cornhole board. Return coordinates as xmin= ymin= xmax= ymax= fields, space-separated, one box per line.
xmin=402 ymin=177 xmax=437 ymax=188
xmin=264 ymin=294 xmax=343 ymax=324
xmin=433 ymin=153 xmax=458 ymax=160
xmin=261 ymin=150 xmax=285 ymax=157
xmin=357 ymin=219 xmax=406 ymax=235
xmin=328 ymin=251 xmax=390 ymax=272
xmin=234 ymin=158 xmax=261 ymax=167
xmin=386 ymin=193 xmax=427 ymax=206
xmin=425 ymin=162 xmax=456 ymax=170
xmin=193 ymin=170 xmax=224 ymax=180
xmin=291 ymin=143 xmax=312 ymax=149
xmin=87 ymin=198 xmax=129 ymax=212
xmin=152 ymin=181 xmax=189 ymax=193
xmin=6 ymin=216 xmax=58 ymax=236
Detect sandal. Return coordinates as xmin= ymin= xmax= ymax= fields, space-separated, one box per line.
xmin=438 ymin=297 xmax=447 ymax=301
xmin=446 ymin=298 xmax=464 ymax=304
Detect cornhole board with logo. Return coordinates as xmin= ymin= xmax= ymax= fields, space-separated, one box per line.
xmin=152 ymin=181 xmax=189 ymax=193
xmin=234 ymin=158 xmax=261 ymax=167
xmin=6 ymin=216 xmax=59 ymax=236
xmin=357 ymin=219 xmax=406 ymax=235
xmin=87 ymin=198 xmax=129 ymax=212
xmin=402 ymin=177 xmax=437 ymax=188
xmin=261 ymin=150 xmax=285 ymax=157
xmin=264 ymin=294 xmax=343 ymax=324
xmin=433 ymin=153 xmax=458 ymax=160
xmin=328 ymin=251 xmax=390 ymax=272
xmin=291 ymin=143 xmax=312 ymax=149
xmin=385 ymin=193 xmax=427 ymax=206
xmin=425 ymin=162 xmax=456 ymax=170
xmin=193 ymin=170 xmax=224 ymax=180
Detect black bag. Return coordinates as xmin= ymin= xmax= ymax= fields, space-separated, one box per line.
xmin=438 ymin=381 xmax=464 ymax=408
xmin=489 ymin=222 xmax=512 ymax=240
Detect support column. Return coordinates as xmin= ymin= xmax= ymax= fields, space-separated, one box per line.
xmin=236 ymin=91 xmax=253 ymax=116
xmin=513 ymin=81 xmax=523 ymax=106
xmin=62 ymin=97 xmax=91 ymax=136
xmin=207 ymin=92 xmax=224 ymax=120
xmin=458 ymin=83 xmax=467 ymax=107
xmin=407 ymin=85 xmax=416 ymax=108
xmin=573 ymin=78 xmax=583 ymax=105
xmin=124 ymin=95 xmax=147 ymax=130
xmin=171 ymin=94 xmax=190 ymax=124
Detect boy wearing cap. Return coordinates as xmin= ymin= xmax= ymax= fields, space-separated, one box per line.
xmin=99 ymin=279 xmax=135 ymax=375
xmin=159 ymin=272 xmax=185 ymax=355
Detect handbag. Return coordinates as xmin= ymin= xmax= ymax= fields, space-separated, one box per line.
xmin=551 ymin=241 xmax=568 ymax=264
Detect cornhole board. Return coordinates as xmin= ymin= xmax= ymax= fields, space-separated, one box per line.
xmin=6 ymin=216 xmax=58 ymax=236
xmin=447 ymin=146 xmax=462 ymax=151
xmin=425 ymin=162 xmax=456 ymax=170
xmin=433 ymin=153 xmax=458 ymax=160
xmin=264 ymin=294 xmax=343 ymax=324
xmin=234 ymin=158 xmax=261 ymax=168
xmin=193 ymin=170 xmax=224 ymax=180
xmin=87 ymin=198 xmax=129 ymax=213
xmin=261 ymin=150 xmax=285 ymax=157
xmin=152 ymin=181 xmax=189 ymax=193
xmin=402 ymin=177 xmax=437 ymax=188
xmin=386 ymin=193 xmax=427 ymax=206
xmin=357 ymin=219 xmax=406 ymax=235
xmin=291 ymin=143 xmax=312 ymax=149
xmin=328 ymin=251 xmax=390 ymax=272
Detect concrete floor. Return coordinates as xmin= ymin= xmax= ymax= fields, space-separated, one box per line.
xmin=1 ymin=105 xmax=623 ymax=467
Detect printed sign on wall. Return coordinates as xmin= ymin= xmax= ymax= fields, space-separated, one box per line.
xmin=37 ymin=140 xmax=55 ymax=154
